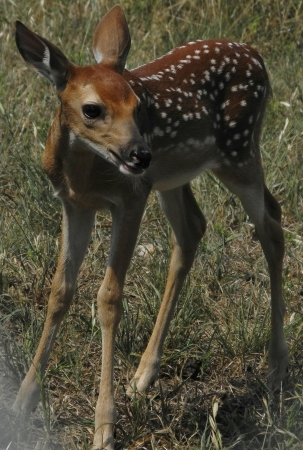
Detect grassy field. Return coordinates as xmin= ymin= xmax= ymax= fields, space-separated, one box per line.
xmin=1 ymin=0 xmax=303 ymax=448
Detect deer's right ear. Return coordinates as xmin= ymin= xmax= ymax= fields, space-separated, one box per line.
xmin=15 ymin=21 xmax=70 ymax=92
xmin=93 ymin=5 xmax=131 ymax=73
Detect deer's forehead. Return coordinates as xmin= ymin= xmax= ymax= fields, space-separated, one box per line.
xmin=63 ymin=67 xmax=138 ymax=109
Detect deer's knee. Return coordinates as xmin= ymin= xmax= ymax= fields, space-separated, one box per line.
xmin=97 ymin=282 xmax=123 ymax=329
xmin=48 ymin=278 xmax=75 ymax=317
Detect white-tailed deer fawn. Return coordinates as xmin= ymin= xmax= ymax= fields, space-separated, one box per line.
xmin=14 ymin=5 xmax=288 ymax=449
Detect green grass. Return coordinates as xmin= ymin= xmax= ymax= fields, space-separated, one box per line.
xmin=1 ymin=0 xmax=303 ymax=449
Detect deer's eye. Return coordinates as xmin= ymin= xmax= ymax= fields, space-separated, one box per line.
xmin=82 ymin=104 xmax=104 ymax=119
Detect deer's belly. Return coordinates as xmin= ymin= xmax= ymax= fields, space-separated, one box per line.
xmin=147 ymin=137 xmax=219 ymax=191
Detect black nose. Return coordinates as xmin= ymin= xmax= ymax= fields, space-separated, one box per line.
xmin=130 ymin=146 xmax=151 ymax=170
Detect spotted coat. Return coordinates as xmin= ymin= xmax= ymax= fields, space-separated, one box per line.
xmin=124 ymin=39 xmax=269 ymax=168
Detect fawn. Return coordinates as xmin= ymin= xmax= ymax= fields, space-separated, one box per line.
xmin=14 ymin=5 xmax=288 ymax=449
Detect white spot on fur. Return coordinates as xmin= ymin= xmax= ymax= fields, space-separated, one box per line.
xmin=205 ymin=136 xmax=216 ymax=145
xmin=154 ymin=127 xmax=164 ymax=136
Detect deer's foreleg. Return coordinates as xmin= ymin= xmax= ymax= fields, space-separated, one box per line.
xmin=13 ymin=202 xmax=95 ymax=416
xmin=93 ymin=196 xmax=148 ymax=450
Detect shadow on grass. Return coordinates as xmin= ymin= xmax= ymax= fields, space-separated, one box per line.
xmin=1 ymin=328 xmax=303 ymax=449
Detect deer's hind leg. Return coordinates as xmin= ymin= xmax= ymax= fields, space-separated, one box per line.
xmin=128 ymin=183 xmax=206 ymax=395
xmin=213 ymin=159 xmax=288 ymax=390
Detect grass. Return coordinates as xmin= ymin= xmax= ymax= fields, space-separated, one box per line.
xmin=1 ymin=0 xmax=303 ymax=448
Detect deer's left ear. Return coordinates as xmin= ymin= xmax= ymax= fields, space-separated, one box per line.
xmin=15 ymin=20 xmax=70 ymax=92
xmin=93 ymin=5 xmax=131 ymax=73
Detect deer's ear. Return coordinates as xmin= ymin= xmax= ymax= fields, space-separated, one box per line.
xmin=93 ymin=5 xmax=131 ymax=73
xmin=15 ymin=20 xmax=70 ymax=92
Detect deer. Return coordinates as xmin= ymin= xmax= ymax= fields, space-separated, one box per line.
xmin=14 ymin=5 xmax=288 ymax=449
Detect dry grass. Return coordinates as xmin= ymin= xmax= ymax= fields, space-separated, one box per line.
xmin=1 ymin=0 xmax=303 ymax=449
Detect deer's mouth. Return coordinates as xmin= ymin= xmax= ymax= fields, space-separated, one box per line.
xmin=109 ymin=148 xmax=151 ymax=175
